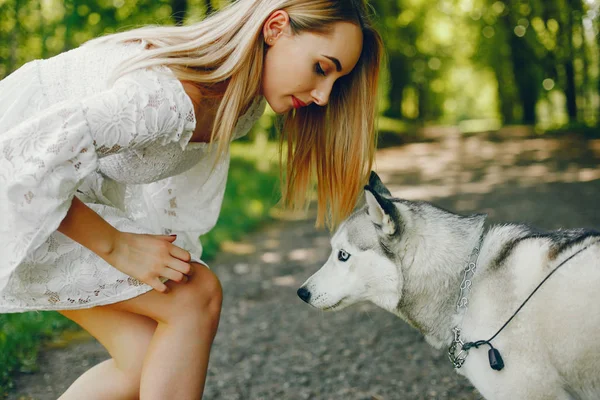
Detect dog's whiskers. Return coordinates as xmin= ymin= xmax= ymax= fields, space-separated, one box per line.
xmin=323 ymin=298 xmax=344 ymax=311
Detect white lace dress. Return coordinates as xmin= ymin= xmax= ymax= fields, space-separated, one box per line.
xmin=0 ymin=40 xmax=266 ymax=313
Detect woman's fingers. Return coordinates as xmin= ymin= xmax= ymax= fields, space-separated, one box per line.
xmin=154 ymin=234 xmax=190 ymax=262
xmin=159 ymin=267 xmax=186 ymax=283
xmin=156 ymin=234 xmax=178 ymax=243
xmin=110 ymin=232 xmax=196 ymax=294
xmin=168 ymin=258 xmax=192 ymax=276
xmin=169 ymin=244 xmax=191 ymax=262
xmin=151 ymin=278 xmax=169 ymax=293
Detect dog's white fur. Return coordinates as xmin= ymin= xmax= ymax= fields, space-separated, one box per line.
xmin=298 ymin=172 xmax=600 ymax=400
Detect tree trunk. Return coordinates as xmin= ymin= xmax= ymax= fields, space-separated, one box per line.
xmin=597 ymin=19 xmax=600 ymax=122
xmin=385 ymin=54 xmax=409 ymax=119
xmin=562 ymin=3 xmax=578 ymax=122
xmin=490 ymin=19 xmax=518 ymax=124
xmin=205 ymin=0 xmax=214 ymax=16
xmin=417 ymin=82 xmax=428 ymax=121
xmin=503 ymin=8 xmax=539 ymax=125
xmin=172 ymin=0 xmax=187 ymax=25
xmin=8 ymin=0 xmax=20 ymax=74
xmin=564 ymin=59 xmax=578 ymax=122
xmin=40 ymin=1 xmax=47 ymax=59
xmin=63 ymin=0 xmax=77 ymax=52
xmin=496 ymin=75 xmax=516 ymax=124
xmin=577 ymin=11 xmax=589 ymax=121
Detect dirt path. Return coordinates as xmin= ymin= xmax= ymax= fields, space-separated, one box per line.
xmin=7 ymin=133 xmax=600 ymax=400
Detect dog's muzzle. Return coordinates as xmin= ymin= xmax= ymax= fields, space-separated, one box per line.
xmin=297 ymin=287 xmax=311 ymax=303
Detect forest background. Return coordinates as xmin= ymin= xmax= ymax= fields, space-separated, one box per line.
xmin=0 ymin=0 xmax=598 ymax=395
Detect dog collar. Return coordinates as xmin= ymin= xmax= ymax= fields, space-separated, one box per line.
xmin=449 ymin=233 xmax=595 ymax=372
xmin=448 ymin=233 xmax=483 ymax=369
xmin=455 ymin=235 xmax=483 ymax=313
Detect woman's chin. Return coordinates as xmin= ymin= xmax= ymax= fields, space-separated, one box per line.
xmin=265 ymin=98 xmax=292 ymax=115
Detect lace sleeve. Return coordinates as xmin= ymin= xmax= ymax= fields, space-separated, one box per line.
xmin=87 ymin=67 xmax=195 ymax=157
xmin=0 ymin=67 xmax=195 ymax=291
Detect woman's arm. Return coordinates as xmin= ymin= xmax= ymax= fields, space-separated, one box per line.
xmin=57 ymin=196 xmax=119 ymax=259
xmin=0 ymin=66 xmax=195 ymax=292
xmin=57 ymin=196 xmax=192 ymax=293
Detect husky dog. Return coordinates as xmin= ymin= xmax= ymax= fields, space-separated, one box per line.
xmin=297 ymin=172 xmax=600 ymax=400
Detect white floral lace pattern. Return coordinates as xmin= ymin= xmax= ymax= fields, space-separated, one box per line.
xmin=0 ymin=40 xmax=266 ymax=312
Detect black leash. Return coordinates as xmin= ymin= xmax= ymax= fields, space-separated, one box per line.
xmin=462 ymin=244 xmax=593 ymax=371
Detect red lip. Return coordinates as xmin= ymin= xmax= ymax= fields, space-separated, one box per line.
xmin=292 ymin=96 xmax=307 ymax=109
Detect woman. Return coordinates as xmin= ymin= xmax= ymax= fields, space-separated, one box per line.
xmin=0 ymin=0 xmax=383 ymax=398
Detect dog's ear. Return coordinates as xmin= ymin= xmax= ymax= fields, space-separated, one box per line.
xmin=368 ymin=171 xmax=392 ymax=197
xmin=364 ymin=185 xmax=399 ymax=236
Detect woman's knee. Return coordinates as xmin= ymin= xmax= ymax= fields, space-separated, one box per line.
xmin=113 ymin=263 xmax=223 ymax=329
xmin=193 ymin=263 xmax=222 ymax=312
xmin=165 ymin=262 xmax=223 ymax=322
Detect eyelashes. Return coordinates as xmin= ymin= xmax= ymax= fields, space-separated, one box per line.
xmin=315 ymin=62 xmax=326 ymax=76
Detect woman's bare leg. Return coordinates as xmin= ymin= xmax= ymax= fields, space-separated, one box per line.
xmin=58 ymin=307 xmax=157 ymax=400
xmin=58 ymin=262 xmax=222 ymax=399
xmin=109 ymin=262 xmax=223 ymax=400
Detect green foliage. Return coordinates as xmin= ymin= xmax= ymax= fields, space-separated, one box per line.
xmin=0 ymin=312 xmax=76 ymax=395
xmin=200 ymin=141 xmax=281 ymax=260
xmin=467 ymin=0 xmax=599 ymax=126
xmin=370 ymin=0 xmax=599 ymax=127
xmin=0 ymin=0 xmax=215 ymax=78
xmin=1 ymin=0 xmax=599 ymax=127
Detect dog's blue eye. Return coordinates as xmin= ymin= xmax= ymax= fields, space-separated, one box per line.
xmin=338 ymin=249 xmax=350 ymax=262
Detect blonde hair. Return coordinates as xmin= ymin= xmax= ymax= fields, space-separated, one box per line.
xmin=95 ymin=0 xmax=383 ymax=229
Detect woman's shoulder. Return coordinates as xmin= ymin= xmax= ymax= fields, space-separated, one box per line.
xmin=32 ymin=38 xmax=149 ymax=88
xmin=29 ymin=37 xmax=145 ymax=67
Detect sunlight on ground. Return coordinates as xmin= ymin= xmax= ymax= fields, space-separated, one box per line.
xmin=221 ymin=135 xmax=600 ymax=263
xmin=262 ymin=238 xmax=280 ymax=249
xmin=272 ymin=275 xmax=298 ymax=287
xmin=261 ymin=252 xmax=282 ymax=264
xmin=269 ymin=207 xmax=314 ymax=221
xmin=288 ymin=249 xmax=315 ymax=262
xmin=229 ymin=247 xmax=317 ymax=264
xmin=220 ymin=241 xmax=256 ymax=255
xmin=376 ymin=137 xmax=600 ymax=202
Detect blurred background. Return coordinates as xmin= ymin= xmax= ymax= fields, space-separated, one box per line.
xmin=1 ymin=0 xmax=599 ymax=130
xmin=1 ymin=1 xmax=599 ymax=399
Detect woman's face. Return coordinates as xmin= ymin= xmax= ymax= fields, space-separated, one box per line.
xmin=261 ymin=12 xmax=363 ymax=114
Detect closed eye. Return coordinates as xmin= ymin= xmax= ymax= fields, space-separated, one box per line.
xmin=315 ymin=62 xmax=326 ymax=77
xmin=338 ymin=249 xmax=351 ymax=262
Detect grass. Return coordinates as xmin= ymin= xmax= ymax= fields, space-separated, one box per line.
xmin=0 ymin=140 xmax=281 ymax=396
xmin=0 ymin=312 xmax=77 ymax=396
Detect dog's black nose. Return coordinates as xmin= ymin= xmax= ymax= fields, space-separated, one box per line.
xmin=297 ymin=287 xmax=311 ymax=303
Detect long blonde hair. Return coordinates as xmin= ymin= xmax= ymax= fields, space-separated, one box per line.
xmin=95 ymin=0 xmax=383 ymax=229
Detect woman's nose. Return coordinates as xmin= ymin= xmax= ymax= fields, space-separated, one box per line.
xmin=311 ymin=83 xmax=333 ymax=106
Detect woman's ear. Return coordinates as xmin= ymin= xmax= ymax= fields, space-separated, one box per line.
xmin=263 ymin=10 xmax=291 ymax=46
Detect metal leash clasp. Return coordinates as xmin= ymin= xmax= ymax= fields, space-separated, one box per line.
xmin=448 ymin=327 xmax=468 ymax=368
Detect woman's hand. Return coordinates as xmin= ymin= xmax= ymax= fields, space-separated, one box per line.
xmin=105 ymin=232 xmax=192 ymax=293
xmin=57 ymin=197 xmax=192 ymax=293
